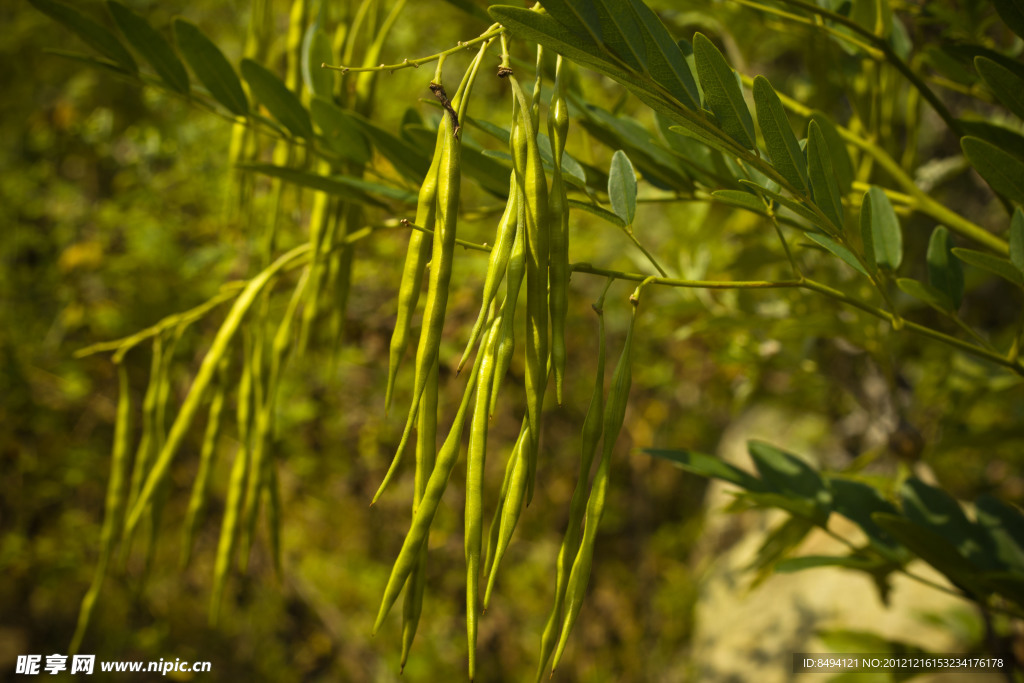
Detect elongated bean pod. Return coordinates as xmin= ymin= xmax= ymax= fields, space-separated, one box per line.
xmin=375 ymin=41 xmax=491 ymax=504
xmin=373 ymin=318 xmax=491 ymax=634
xmin=465 ymin=307 xmax=501 ymax=680
xmin=180 ymin=359 xmax=229 ymax=571
xmin=482 ymin=418 xmax=530 ymax=610
xmin=489 ymin=172 xmax=527 ymax=417
xmin=535 ymin=285 xmax=607 ymax=682
xmin=483 ymin=418 xmax=521 ymax=579
xmin=70 ymin=360 xmax=132 ymax=654
xmin=508 ymin=73 xmax=549 ymax=505
xmin=551 ymin=283 xmax=646 ymax=673
xmin=399 ymin=359 xmax=438 ymax=671
xmin=385 ymin=133 xmax=444 ymax=412
xmin=456 ymin=173 xmax=519 ymax=375
xmin=548 ymin=55 xmax=570 ymax=405
xmin=210 ymin=435 xmax=250 ymax=625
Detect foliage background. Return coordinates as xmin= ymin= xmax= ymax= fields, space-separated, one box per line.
xmin=3 ymin=0 xmax=1023 ymax=680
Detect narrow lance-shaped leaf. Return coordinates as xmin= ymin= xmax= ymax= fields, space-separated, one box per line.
xmin=608 ymin=150 xmax=638 ymax=225
xmin=809 ymin=111 xmax=854 ymax=194
xmin=951 ymin=248 xmax=1024 ymax=287
xmin=309 ymin=97 xmax=372 ymax=165
xmin=753 ymin=76 xmax=809 ymax=195
xmin=962 ymin=136 xmax=1024 ymax=205
xmin=1011 ymin=208 xmax=1024 ymax=277
xmin=896 ymin=278 xmax=955 ymax=312
xmin=592 ymin=0 xmax=648 ymax=73
xmin=806 ymin=119 xmax=845 ymax=234
xmin=805 ymin=233 xmax=870 ymax=277
xmin=29 ymin=0 xmax=137 ymax=73
xmin=241 ymin=59 xmax=313 ymax=139
xmin=623 ymin=0 xmax=700 ymax=109
xmin=302 ymin=25 xmax=334 ymax=98
xmin=107 ymin=2 xmax=189 ymax=94
xmin=926 ymin=226 xmax=964 ymax=310
xmin=173 ymin=19 xmax=248 ymax=116
xmin=975 ymin=56 xmax=1024 ymax=121
xmin=692 ymin=32 xmax=756 ymax=150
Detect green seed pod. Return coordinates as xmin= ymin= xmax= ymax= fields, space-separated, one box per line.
xmin=548 ymin=55 xmax=570 ymax=405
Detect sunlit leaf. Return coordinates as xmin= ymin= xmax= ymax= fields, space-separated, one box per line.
xmin=624 ymin=0 xmax=701 ymax=109
xmin=608 ymin=150 xmax=638 ymax=225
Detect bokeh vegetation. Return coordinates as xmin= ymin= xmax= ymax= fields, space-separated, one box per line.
xmin=5 ymin=0 xmax=1024 ymax=680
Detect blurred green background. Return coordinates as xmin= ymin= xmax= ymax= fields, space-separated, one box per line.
xmin=4 ymin=0 xmax=1023 ymax=680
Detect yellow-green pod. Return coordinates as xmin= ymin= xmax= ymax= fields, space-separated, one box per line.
xmin=489 ymin=176 xmax=527 ymax=417
xmin=482 ymin=418 xmax=530 ymax=610
xmin=548 ymin=55 xmax=570 ymax=405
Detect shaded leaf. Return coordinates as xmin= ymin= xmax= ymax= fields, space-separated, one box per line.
xmin=775 ymin=554 xmax=891 ymax=573
xmin=926 ymin=226 xmax=964 ymax=309
xmin=309 ymin=97 xmax=371 ymax=165
xmin=748 ymin=441 xmax=831 ymax=525
xmin=806 ymin=119 xmax=845 ymax=234
xmin=975 ymin=495 xmax=1024 ymax=572
xmin=951 ymin=248 xmax=1024 ymax=287
xmin=347 ymin=112 xmax=431 ymax=183
xmin=1012 ymin=208 xmax=1024 ymax=276
xmin=809 ymin=111 xmax=854 ymax=194
xmin=643 ymin=449 xmax=765 ymax=492
xmin=29 ymin=0 xmax=137 ymax=74
xmin=711 ymin=190 xmax=769 ymax=215
xmin=668 ymin=122 xmax=744 ymax=158
xmin=991 ymin=0 xmax=1024 ymax=40
xmin=748 ymin=516 xmax=816 ymax=586
xmin=569 ymin=199 xmax=626 ymax=227
xmin=805 ymin=233 xmax=870 ymax=277
xmin=827 ymin=477 xmax=905 ymax=559
xmin=873 ymin=513 xmax=990 ymax=597
xmin=692 ymin=33 xmax=756 ymax=150
xmin=624 ymin=0 xmax=701 ymax=109
xmin=901 ymin=478 xmax=996 ymax=568
xmin=959 ymin=119 xmax=1024 ymax=164
xmin=241 ymin=59 xmax=312 ymax=138
xmin=962 ymin=135 xmax=1024 ymax=204
xmin=861 ymin=186 xmax=902 ymax=271
xmin=592 ymin=0 xmax=647 ymax=72
xmin=302 ymin=25 xmax=334 ymax=98
xmin=753 ymin=76 xmax=809 ymax=195
xmin=608 ymin=150 xmax=638 ymax=225
xmin=238 ymin=163 xmax=391 ymax=208
xmin=107 ymin=2 xmax=188 ymax=93
xmin=174 ymin=19 xmax=248 ymax=116
xmin=976 ymin=56 xmax=1024 ymax=120
xmin=897 ymin=277 xmax=955 ymax=312
xmin=982 ymin=572 xmax=1024 ymax=608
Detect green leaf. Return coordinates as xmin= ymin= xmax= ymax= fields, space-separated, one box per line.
xmin=347 ymin=112 xmax=431 ymax=183
xmin=991 ymin=0 xmax=1024 ymax=40
xmin=775 ymin=554 xmax=891 ymax=573
xmin=302 ymin=25 xmax=334 ymax=98
xmin=873 ymin=513 xmax=989 ymax=597
xmin=1011 ymin=208 xmax=1024 ymax=276
xmin=623 ymin=0 xmax=701 ymax=109
xmin=753 ymin=76 xmax=809 ymax=195
xmin=806 ymin=120 xmax=845 ymax=234
xmin=975 ymin=495 xmax=1024 ymax=572
xmin=592 ymin=0 xmax=647 ymax=72
xmin=667 ymin=122 xmax=744 ymax=158
xmin=827 ymin=477 xmax=905 ymax=559
xmin=738 ymin=180 xmax=825 ymax=226
xmin=959 ymin=119 xmax=1024 ymax=163
xmin=241 ymin=59 xmax=312 ymax=138
xmin=711 ymin=190 xmax=769 ymax=215
xmin=901 ymin=478 xmax=996 ymax=568
xmin=962 ymin=135 xmax=1024 ymax=205
xmin=897 ymin=278 xmax=955 ymax=312
xmin=976 ymin=56 xmax=1024 ymax=121
xmin=309 ymin=97 xmax=371 ymax=165
xmin=107 ymin=2 xmax=188 ymax=94
xmin=748 ymin=516 xmax=816 ymax=586
xmin=981 ymin=572 xmax=1024 ymax=608
xmin=173 ymin=19 xmax=248 ymax=116
xmin=809 ymin=111 xmax=854 ymax=194
xmin=608 ymin=150 xmax=638 ymax=225
xmin=568 ymin=199 xmax=626 ymax=228
xmin=851 ymin=0 xmax=892 ymax=38
xmin=861 ymin=186 xmax=902 ymax=271
xmin=926 ymin=226 xmax=964 ymax=309
xmin=951 ymin=248 xmax=1024 ymax=287
xmin=805 ymin=233 xmax=870 ymax=277
xmin=29 ymin=0 xmax=137 ymax=74
xmin=692 ymin=33 xmax=756 ymax=150
xmin=748 ymin=441 xmax=831 ymax=525
xmin=643 ymin=449 xmax=765 ymax=492
xmin=237 ymin=163 xmax=391 ymax=208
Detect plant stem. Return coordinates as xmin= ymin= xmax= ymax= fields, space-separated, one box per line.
xmin=322 ymin=24 xmax=503 ymax=74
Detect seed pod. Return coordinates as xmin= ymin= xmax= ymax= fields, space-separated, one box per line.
xmin=482 ymin=417 xmax=531 ymax=610
xmin=548 ymin=55 xmax=570 ymax=405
